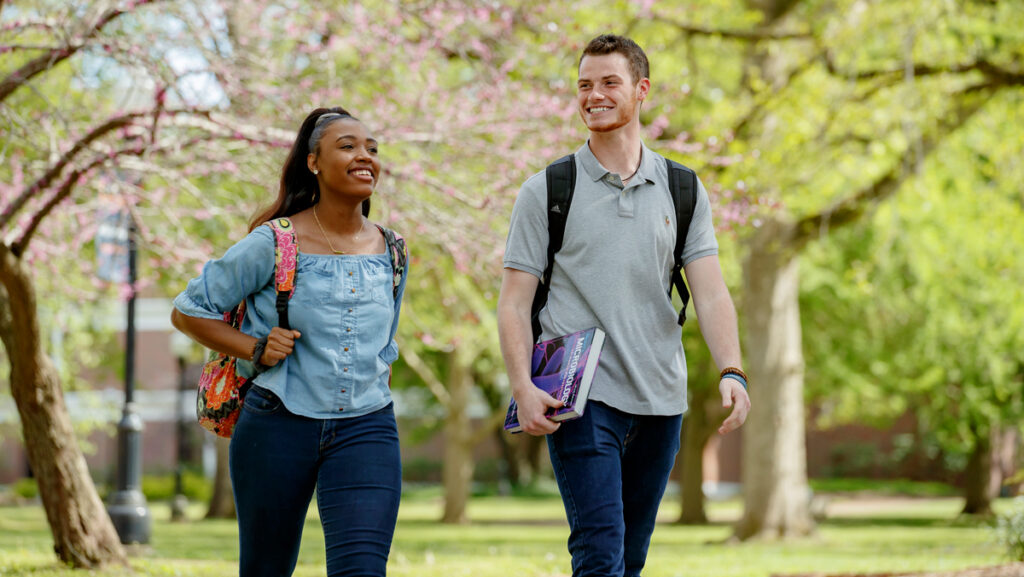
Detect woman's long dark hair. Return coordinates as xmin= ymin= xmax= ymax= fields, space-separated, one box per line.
xmin=249 ymin=106 xmax=371 ymax=231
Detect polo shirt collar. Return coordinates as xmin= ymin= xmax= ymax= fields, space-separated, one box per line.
xmin=577 ymin=140 xmax=655 ymax=186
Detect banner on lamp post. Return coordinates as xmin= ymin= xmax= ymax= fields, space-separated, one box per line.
xmin=96 ymin=206 xmax=130 ymax=284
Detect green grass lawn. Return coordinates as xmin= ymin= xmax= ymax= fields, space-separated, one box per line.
xmin=0 ymin=491 xmax=1014 ymax=577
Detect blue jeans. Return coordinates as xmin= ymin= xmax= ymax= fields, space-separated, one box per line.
xmin=547 ymin=401 xmax=682 ymax=577
xmin=230 ymin=386 xmax=401 ymax=577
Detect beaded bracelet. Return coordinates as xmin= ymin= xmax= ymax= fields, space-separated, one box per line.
xmin=721 ymin=373 xmax=747 ymax=390
xmin=720 ymin=367 xmax=748 ymax=390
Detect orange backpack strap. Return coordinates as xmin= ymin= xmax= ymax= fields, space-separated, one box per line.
xmin=265 ymin=218 xmax=298 ymax=329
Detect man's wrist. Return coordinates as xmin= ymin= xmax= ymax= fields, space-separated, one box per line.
xmin=720 ymin=367 xmax=747 ymax=390
xmin=510 ymin=375 xmax=537 ymax=397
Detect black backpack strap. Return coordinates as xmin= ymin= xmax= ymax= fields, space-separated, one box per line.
xmin=666 ymin=158 xmax=697 ymax=326
xmin=530 ymin=154 xmax=576 ymax=342
xmin=377 ymin=225 xmax=408 ymax=299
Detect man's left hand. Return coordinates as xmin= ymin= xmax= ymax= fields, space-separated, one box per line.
xmin=717 ymin=378 xmax=750 ymax=435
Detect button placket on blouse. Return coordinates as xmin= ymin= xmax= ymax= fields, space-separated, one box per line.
xmin=337 ymin=264 xmax=358 ymax=411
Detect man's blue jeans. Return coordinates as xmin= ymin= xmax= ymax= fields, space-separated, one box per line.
xmin=229 ymin=385 xmax=402 ymax=577
xmin=547 ymin=400 xmax=683 ymax=577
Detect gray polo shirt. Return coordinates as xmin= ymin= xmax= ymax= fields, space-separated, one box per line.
xmin=504 ymin=141 xmax=718 ymax=415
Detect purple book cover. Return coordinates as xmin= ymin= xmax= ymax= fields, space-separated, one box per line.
xmin=504 ymin=327 xmax=606 ymax=433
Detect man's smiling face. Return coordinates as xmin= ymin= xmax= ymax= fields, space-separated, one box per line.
xmin=577 ymin=52 xmax=646 ymax=134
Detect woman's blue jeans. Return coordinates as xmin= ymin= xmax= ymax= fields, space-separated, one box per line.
xmin=547 ymin=400 xmax=682 ymax=577
xmin=229 ymin=385 xmax=402 ymax=577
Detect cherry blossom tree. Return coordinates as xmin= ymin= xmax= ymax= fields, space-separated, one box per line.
xmin=1 ymin=1 xmax=753 ymax=550
xmin=0 ymin=0 xmax=296 ymax=565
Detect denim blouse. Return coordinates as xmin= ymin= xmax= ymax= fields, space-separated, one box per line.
xmin=173 ymin=225 xmax=407 ymax=419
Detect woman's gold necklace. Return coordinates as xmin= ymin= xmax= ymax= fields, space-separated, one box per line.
xmin=313 ymin=204 xmax=361 ymax=255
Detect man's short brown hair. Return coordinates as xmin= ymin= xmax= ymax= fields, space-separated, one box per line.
xmin=579 ymin=34 xmax=650 ymax=85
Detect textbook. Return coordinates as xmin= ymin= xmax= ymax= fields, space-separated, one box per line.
xmin=504 ymin=327 xmax=606 ymax=434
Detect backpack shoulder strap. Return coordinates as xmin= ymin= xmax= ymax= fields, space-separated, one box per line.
xmin=666 ymin=158 xmax=698 ymax=326
xmin=376 ymin=224 xmax=407 ymax=299
xmin=265 ymin=217 xmax=298 ymax=330
xmin=530 ymin=154 xmax=576 ymax=341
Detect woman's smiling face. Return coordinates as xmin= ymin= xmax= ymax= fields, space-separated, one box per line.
xmin=310 ymin=117 xmax=381 ymax=198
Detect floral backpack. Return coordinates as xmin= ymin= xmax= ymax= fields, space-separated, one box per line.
xmin=195 ymin=218 xmax=408 ymax=438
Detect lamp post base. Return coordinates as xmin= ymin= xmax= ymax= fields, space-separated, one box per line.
xmin=107 ymin=489 xmax=152 ymax=544
xmin=170 ymin=494 xmax=189 ymax=522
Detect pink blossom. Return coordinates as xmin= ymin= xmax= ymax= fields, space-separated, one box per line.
xmin=633 ymin=0 xmax=656 ymax=17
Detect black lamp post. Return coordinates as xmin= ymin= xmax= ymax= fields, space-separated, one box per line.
xmin=106 ymin=215 xmax=152 ymax=544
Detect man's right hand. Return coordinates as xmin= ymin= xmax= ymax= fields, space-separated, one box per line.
xmin=498 ymin=268 xmax=560 ymax=435
xmin=512 ymin=381 xmax=564 ymax=436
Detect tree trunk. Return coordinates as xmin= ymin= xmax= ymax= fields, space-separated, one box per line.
xmin=993 ymin=427 xmax=1019 ymax=497
xmin=206 ymin=435 xmax=236 ymax=519
xmin=962 ymin=426 xmax=994 ymax=516
xmin=518 ymin=434 xmax=546 ymax=486
xmin=442 ymin=351 xmax=473 ymax=524
xmin=495 ymin=426 xmax=547 ymax=489
xmin=735 ymin=220 xmax=815 ymax=539
xmin=676 ymin=384 xmax=726 ymax=524
xmin=495 ymin=428 xmax=520 ymax=489
xmin=677 ymin=407 xmax=708 ymax=525
xmin=0 ymin=247 xmax=127 ymax=568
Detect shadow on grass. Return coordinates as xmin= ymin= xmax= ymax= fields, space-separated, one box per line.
xmin=823 ymin=516 xmax=993 ymax=529
xmin=398 ymin=518 xmax=568 ymax=527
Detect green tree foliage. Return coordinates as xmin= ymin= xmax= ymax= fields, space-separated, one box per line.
xmin=802 ymin=92 xmax=1024 ymax=496
xmin=624 ymin=0 xmax=1023 ymax=537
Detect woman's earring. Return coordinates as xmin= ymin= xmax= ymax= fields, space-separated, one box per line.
xmin=313 ymin=169 xmax=319 ymax=175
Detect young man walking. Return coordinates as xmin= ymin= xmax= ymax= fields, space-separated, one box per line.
xmin=497 ymin=34 xmax=751 ymax=577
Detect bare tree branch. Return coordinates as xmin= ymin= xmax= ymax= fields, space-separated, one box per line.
xmin=729 ymin=53 xmax=819 ymax=143
xmin=0 ymin=18 xmax=59 ymax=34
xmin=793 ymin=84 xmax=998 ymax=248
xmin=823 ymin=52 xmax=1024 ymax=86
xmin=470 ymin=410 xmax=510 ymax=445
xmin=754 ymin=0 xmax=806 ymax=23
xmin=12 ymin=119 xmax=292 ymax=253
xmin=13 ymin=145 xmax=144 ymax=254
xmin=0 ymin=44 xmax=62 ymax=52
xmin=650 ymin=13 xmax=812 ymax=41
xmin=0 ymin=0 xmax=162 ymax=103
xmin=0 ymin=111 xmax=148 ymax=231
xmin=402 ymin=345 xmax=452 ymax=407
xmin=1 ymin=106 xmax=301 ymax=234
xmin=164 ymin=112 xmax=293 ymax=146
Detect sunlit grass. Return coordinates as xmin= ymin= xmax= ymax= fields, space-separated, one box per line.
xmin=0 ymin=492 xmax=1013 ymax=577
